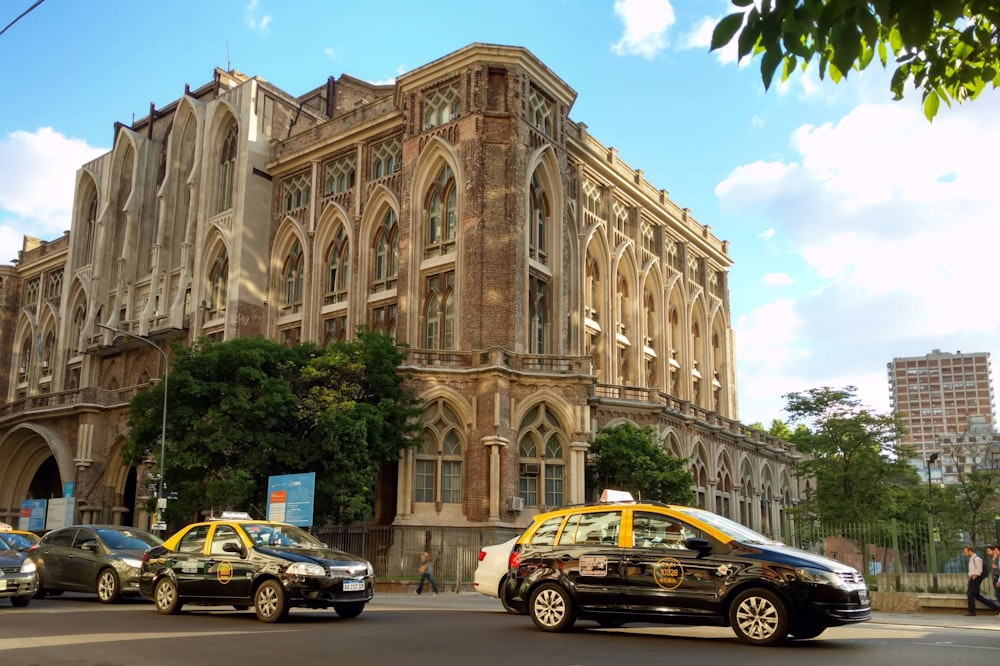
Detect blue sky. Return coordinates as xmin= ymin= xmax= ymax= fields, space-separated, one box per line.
xmin=2 ymin=0 xmax=999 ymax=426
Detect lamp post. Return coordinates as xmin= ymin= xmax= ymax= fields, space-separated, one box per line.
xmin=98 ymin=324 xmax=168 ymax=532
xmin=926 ymin=451 xmax=940 ymax=588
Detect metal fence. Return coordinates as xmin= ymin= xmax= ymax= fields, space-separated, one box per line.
xmin=314 ymin=525 xmax=522 ymax=591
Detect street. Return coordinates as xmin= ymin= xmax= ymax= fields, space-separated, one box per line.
xmin=2 ymin=593 xmax=999 ymax=666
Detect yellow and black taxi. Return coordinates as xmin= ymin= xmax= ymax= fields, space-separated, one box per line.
xmin=139 ymin=515 xmax=374 ymax=623
xmin=504 ymin=491 xmax=870 ymax=646
xmin=0 ymin=527 xmax=41 ymax=553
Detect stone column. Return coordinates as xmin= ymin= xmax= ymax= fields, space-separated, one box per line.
xmin=482 ymin=436 xmax=508 ymax=522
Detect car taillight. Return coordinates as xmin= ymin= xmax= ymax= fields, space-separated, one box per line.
xmin=478 ymin=549 xmax=487 ymax=562
xmin=508 ymin=549 xmax=519 ymax=569
xmin=142 ymin=551 xmax=150 ymax=563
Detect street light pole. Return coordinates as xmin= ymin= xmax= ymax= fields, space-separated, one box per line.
xmin=98 ymin=324 xmax=168 ymax=532
xmin=926 ymin=451 xmax=940 ymax=589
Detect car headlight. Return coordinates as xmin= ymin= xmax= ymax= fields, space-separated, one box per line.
xmin=121 ymin=557 xmax=143 ymax=569
xmin=365 ymin=561 xmax=375 ymax=577
xmin=795 ymin=567 xmax=847 ymax=588
xmin=286 ymin=562 xmax=326 ymax=577
xmin=20 ymin=559 xmax=36 ymax=573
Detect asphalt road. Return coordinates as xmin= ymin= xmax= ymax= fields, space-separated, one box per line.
xmin=1 ymin=592 xmax=999 ymax=666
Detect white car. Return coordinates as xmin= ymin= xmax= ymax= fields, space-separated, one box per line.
xmin=473 ymin=537 xmax=521 ymax=613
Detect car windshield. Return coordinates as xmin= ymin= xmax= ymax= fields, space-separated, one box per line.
xmin=674 ymin=507 xmax=778 ymax=545
xmin=0 ymin=538 xmax=11 ymax=552
xmin=0 ymin=533 xmax=34 ymax=551
xmin=96 ymin=528 xmax=164 ymax=550
xmin=241 ymin=523 xmax=324 ymax=549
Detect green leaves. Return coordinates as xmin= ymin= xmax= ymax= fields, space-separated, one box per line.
xmin=587 ymin=423 xmax=694 ymax=505
xmin=710 ymin=0 xmax=1000 ymax=120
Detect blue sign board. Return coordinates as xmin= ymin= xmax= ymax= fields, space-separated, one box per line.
xmin=63 ymin=481 xmax=75 ymax=498
xmin=20 ymin=499 xmax=46 ymax=532
xmin=266 ymin=472 xmax=316 ymax=527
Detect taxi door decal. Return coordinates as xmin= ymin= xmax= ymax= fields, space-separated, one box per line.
xmin=652 ymin=557 xmax=684 ymax=590
xmin=580 ymin=555 xmax=608 ymax=576
xmin=217 ymin=561 xmax=234 ymax=584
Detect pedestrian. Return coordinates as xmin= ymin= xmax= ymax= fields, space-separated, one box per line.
xmin=988 ymin=544 xmax=1000 ymax=607
xmin=962 ymin=545 xmax=999 ymax=616
xmin=415 ymin=549 xmax=438 ymax=596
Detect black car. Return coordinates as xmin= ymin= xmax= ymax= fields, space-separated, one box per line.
xmin=139 ymin=519 xmax=375 ymax=623
xmin=29 ymin=525 xmax=163 ymax=603
xmin=504 ymin=494 xmax=871 ymax=646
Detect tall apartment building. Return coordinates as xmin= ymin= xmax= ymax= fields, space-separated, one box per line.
xmin=0 ymin=44 xmax=802 ymax=536
xmin=887 ymin=349 xmax=996 ymax=479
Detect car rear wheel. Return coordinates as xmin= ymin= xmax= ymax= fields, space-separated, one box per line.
xmin=499 ymin=577 xmax=522 ymax=615
xmin=529 ymin=583 xmax=576 ymax=632
xmin=11 ymin=594 xmax=31 ymax=607
xmin=254 ymin=580 xmax=289 ymax=623
xmin=96 ymin=568 xmax=121 ymax=604
xmin=729 ymin=588 xmax=789 ymax=646
xmin=789 ymin=621 xmax=826 ymax=639
xmin=333 ymin=601 xmax=365 ymax=618
xmin=154 ymin=577 xmax=182 ymax=614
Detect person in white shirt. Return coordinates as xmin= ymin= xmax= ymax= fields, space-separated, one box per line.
xmin=963 ymin=545 xmax=999 ymax=616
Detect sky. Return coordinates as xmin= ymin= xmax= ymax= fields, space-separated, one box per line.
xmin=2 ymin=0 xmax=999 ymax=427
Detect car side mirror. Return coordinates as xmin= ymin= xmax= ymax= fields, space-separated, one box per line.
xmin=80 ymin=541 xmax=98 ymax=552
xmin=223 ymin=541 xmax=246 ymax=558
xmin=684 ymin=538 xmax=713 ymax=557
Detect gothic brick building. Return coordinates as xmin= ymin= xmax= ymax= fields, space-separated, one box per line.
xmin=0 ymin=44 xmax=802 ymax=535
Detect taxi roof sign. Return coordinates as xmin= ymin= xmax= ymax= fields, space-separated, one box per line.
xmin=599 ymin=489 xmax=635 ymax=503
xmin=215 ymin=511 xmax=252 ymax=520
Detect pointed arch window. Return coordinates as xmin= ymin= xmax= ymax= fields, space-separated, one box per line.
xmin=372 ymin=210 xmax=398 ymax=292
xmin=78 ymin=189 xmax=98 ymax=266
xmin=518 ymin=405 xmax=566 ymax=508
xmin=585 ymin=256 xmax=600 ymax=322
xmin=528 ymin=274 xmax=548 ymax=354
xmin=423 ymin=271 xmax=455 ymax=350
xmin=415 ymin=400 xmax=464 ymax=504
xmin=424 ymin=165 xmax=457 ymax=259
xmin=41 ymin=331 xmax=55 ymax=375
xmin=18 ymin=338 xmax=32 ymax=383
xmin=529 ymin=173 xmax=549 ymax=266
xmin=282 ymin=240 xmax=304 ymax=314
xmin=208 ymin=247 xmax=228 ymax=318
xmin=325 ymin=225 xmax=350 ymax=305
xmin=71 ymin=303 xmax=87 ymax=356
xmin=217 ymin=122 xmax=238 ymax=213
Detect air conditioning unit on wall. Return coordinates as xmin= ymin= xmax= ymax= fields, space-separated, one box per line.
xmin=506 ymin=496 xmax=525 ymax=512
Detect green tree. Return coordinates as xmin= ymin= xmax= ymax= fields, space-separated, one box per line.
xmin=586 ymin=423 xmax=694 ymax=505
xmin=123 ymin=332 xmax=422 ymax=527
xmin=932 ymin=444 xmax=1000 ymax=544
xmin=783 ymin=386 xmax=923 ymax=523
xmin=711 ymin=1 xmax=1000 ymax=120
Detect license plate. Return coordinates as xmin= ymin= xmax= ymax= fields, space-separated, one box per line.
xmin=343 ymin=579 xmax=364 ymax=592
xmin=858 ymin=588 xmax=869 ymax=604
xmin=0 ymin=580 xmax=6 ymax=591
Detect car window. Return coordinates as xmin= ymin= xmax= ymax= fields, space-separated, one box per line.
xmin=0 ymin=533 xmax=34 ymax=551
xmin=631 ymin=511 xmax=700 ymax=549
xmin=46 ymin=529 xmax=76 ymax=547
xmin=529 ymin=516 xmax=565 ymax=546
xmin=210 ymin=525 xmax=241 ymax=555
xmin=557 ymin=511 xmax=621 ymax=546
xmin=176 ymin=525 xmax=211 ymax=554
xmin=96 ymin=528 xmax=162 ymax=550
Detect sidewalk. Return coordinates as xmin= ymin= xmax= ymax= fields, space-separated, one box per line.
xmin=372 ymin=592 xmax=1000 ymax=631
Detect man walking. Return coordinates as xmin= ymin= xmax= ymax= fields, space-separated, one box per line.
xmin=988 ymin=545 xmax=1000 ymax=607
xmin=963 ymin=545 xmax=999 ymax=616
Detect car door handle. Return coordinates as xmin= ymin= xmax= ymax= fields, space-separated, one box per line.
xmin=625 ymin=556 xmax=642 ymax=565
xmin=557 ymin=554 xmax=572 ymax=562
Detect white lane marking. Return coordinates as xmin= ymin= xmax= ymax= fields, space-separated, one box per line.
xmin=0 ymin=630 xmax=297 ymax=652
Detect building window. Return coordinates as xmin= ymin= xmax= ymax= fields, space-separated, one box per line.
xmin=325 ymin=225 xmax=350 ymax=305
xmin=529 ymin=173 xmax=548 ymax=266
xmin=582 ymin=178 xmax=602 ymax=219
xmin=518 ymin=404 xmax=566 ymax=508
xmin=424 ymin=165 xmax=457 ymax=259
xmin=46 ymin=269 xmax=63 ymax=301
xmin=323 ymin=315 xmax=347 ymax=345
xmin=415 ymin=400 xmax=464 ymax=504
xmin=528 ymin=86 xmax=554 ymax=136
xmin=18 ymin=338 xmax=31 ymax=383
xmin=282 ymin=173 xmax=311 ymax=213
xmin=41 ymin=331 xmax=54 ymax=375
xmin=528 ymin=274 xmax=548 ymax=354
xmin=422 ymin=81 xmax=461 ymax=130
xmin=207 ymin=247 xmax=228 ymax=318
xmin=24 ymin=277 xmax=40 ymax=313
xmin=423 ymin=271 xmax=455 ymax=350
xmin=585 ymin=255 xmax=600 ymax=322
xmin=71 ymin=303 xmax=87 ymax=355
xmin=371 ymin=210 xmax=398 ymax=292
xmin=280 ymin=326 xmax=301 ymax=348
xmin=324 ymin=155 xmax=356 ymax=195
xmin=282 ymin=240 xmax=304 ymax=314
xmin=369 ymin=303 xmax=397 ymax=338
xmin=371 ymin=137 xmax=402 ymax=180
xmin=217 ymin=123 xmax=238 ymax=213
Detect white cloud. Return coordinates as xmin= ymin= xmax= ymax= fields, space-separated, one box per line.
xmin=244 ymin=0 xmax=272 ymax=34
xmin=0 ymin=128 xmax=105 ymax=264
xmin=724 ymin=90 xmax=1000 ymax=423
xmin=611 ymin=0 xmax=676 ymax=59
xmin=324 ymin=47 xmax=337 ymax=60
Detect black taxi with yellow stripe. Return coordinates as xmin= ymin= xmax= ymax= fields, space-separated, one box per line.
xmin=504 ymin=491 xmax=870 ymax=646
xmin=139 ymin=515 xmax=374 ymax=622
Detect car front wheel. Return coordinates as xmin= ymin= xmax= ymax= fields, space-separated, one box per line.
xmin=254 ymin=580 xmax=289 ymax=623
xmin=11 ymin=595 xmax=31 ymax=607
xmin=96 ymin=568 xmax=121 ymax=604
xmin=154 ymin=577 xmax=182 ymax=615
xmin=729 ymin=588 xmax=789 ymax=646
xmin=333 ymin=601 xmax=365 ymax=618
xmin=529 ymin=583 xmax=576 ymax=632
